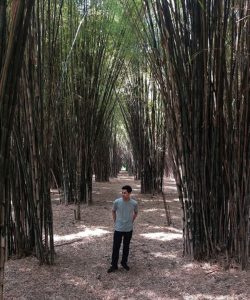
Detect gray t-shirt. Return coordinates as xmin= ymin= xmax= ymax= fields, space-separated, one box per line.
xmin=112 ymin=198 xmax=138 ymax=232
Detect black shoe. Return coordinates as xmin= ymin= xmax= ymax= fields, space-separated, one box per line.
xmin=107 ymin=266 xmax=118 ymax=273
xmin=121 ymin=262 xmax=130 ymax=271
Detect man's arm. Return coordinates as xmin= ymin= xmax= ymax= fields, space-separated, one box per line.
xmin=133 ymin=211 xmax=138 ymax=222
xmin=112 ymin=210 xmax=116 ymax=223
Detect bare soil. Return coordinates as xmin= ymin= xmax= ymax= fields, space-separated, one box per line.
xmin=4 ymin=172 xmax=250 ymax=299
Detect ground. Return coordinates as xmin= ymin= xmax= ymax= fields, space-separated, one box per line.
xmin=4 ymin=172 xmax=250 ymax=300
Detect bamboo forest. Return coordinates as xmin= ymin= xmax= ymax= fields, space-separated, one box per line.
xmin=0 ymin=0 xmax=249 ymax=299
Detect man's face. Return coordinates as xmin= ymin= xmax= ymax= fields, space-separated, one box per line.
xmin=122 ymin=189 xmax=130 ymax=201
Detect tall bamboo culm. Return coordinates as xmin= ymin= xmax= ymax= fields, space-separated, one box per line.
xmin=0 ymin=1 xmax=35 ymax=298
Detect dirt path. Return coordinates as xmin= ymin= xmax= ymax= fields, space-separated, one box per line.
xmin=4 ymin=172 xmax=250 ymax=299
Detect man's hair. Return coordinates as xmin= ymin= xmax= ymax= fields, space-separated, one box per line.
xmin=122 ymin=185 xmax=132 ymax=193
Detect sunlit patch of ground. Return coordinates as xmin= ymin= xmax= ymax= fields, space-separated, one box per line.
xmin=54 ymin=227 xmax=110 ymax=243
xmin=140 ymin=231 xmax=182 ymax=241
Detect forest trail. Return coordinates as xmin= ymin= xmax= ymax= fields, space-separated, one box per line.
xmin=4 ymin=172 xmax=250 ymax=300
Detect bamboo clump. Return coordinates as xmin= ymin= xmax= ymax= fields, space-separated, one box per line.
xmin=140 ymin=0 xmax=250 ymax=268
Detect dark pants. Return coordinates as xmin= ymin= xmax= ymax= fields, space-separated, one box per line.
xmin=111 ymin=230 xmax=133 ymax=267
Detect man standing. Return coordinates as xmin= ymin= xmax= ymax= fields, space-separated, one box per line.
xmin=108 ymin=185 xmax=138 ymax=273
